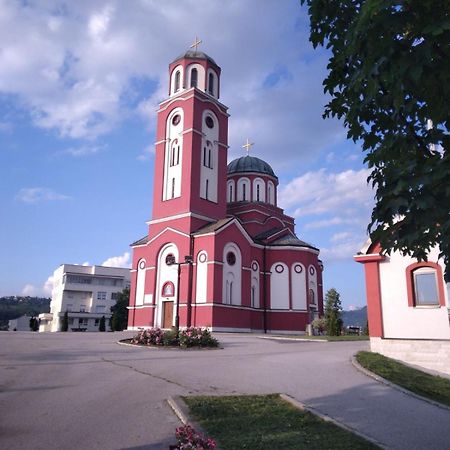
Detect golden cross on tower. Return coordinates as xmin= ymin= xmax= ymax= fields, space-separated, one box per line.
xmin=190 ymin=37 xmax=202 ymax=52
xmin=242 ymin=138 xmax=255 ymax=155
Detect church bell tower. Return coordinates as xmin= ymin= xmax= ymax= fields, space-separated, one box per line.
xmin=150 ymin=40 xmax=229 ymax=232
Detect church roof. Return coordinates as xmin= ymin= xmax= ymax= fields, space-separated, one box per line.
xmin=268 ymin=234 xmax=318 ymax=250
xmin=130 ymin=235 xmax=149 ymax=246
xmin=192 ymin=217 xmax=234 ymax=235
xmin=227 ymin=155 xmax=277 ymax=178
xmin=172 ymin=50 xmax=218 ymax=66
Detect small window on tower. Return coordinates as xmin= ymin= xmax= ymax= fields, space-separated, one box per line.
xmin=208 ymin=148 xmax=212 ymax=168
xmin=203 ymin=147 xmax=207 ymax=166
xmin=229 ymin=184 xmax=233 ymax=202
xmin=171 ymin=178 xmax=175 ymax=198
xmin=190 ymin=68 xmax=198 ymax=88
xmin=174 ymin=71 xmax=180 ymax=92
xmin=205 ymin=179 xmax=209 ymax=200
xmin=172 ymin=115 xmax=181 ymax=126
xmin=243 ymin=183 xmax=246 ymax=201
xmin=257 ymin=185 xmax=260 ymax=201
xmin=205 ymin=116 xmax=214 ymax=129
xmin=208 ymin=73 xmax=214 ymax=95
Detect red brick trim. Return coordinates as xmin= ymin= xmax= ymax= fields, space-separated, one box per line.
xmin=405 ymin=262 xmax=445 ymax=307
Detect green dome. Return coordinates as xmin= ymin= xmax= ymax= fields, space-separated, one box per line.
xmin=227 ymin=156 xmax=277 ymax=178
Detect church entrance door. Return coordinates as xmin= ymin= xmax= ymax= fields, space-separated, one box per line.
xmin=163 ymin=301 xmax=174 ymax=328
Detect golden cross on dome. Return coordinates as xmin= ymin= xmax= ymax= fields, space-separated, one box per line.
xmin=242 ymin=138 xmax=254 ymax=155
xmin=190 ymin=37 xmax=202 ymax=52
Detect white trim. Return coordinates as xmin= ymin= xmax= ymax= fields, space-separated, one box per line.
xmin=158 ymin=89 xmax=230 ymax=116
xmin=270 ymin=246 xmax=319 ymax=254
xmin=191 ymin=303 xmax=257 ymax=312
xmin=146 ymin=211 xmax=216 ymax=225
xmin=155 ymin=139 xmax=168 ymax=146
xmin=127 ymin=305 xmax=156 ymax=310
xmin=182 ymin=127 xmax=203 ymax=137
xmin=146 ymin=227 xmax=190 ymax=246
xmin=210 ymin=326 xmax=253 ymax=332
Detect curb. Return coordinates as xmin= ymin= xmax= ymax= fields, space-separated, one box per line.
xmin=167 ymin=396 xmax=210 ymax=439
xmin=279 ymin=393 xmax=387 ymax=449
xmin=351 ymin=355 xmax=450 ymax=412
xmin=258 ymin=336 xmax=328 ymax=343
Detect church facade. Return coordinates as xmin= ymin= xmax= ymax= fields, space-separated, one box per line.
xmin=127 ymin=48 xmax=324 ymax=333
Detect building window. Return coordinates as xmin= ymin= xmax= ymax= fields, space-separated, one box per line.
xmin=208 ymin=148 xmax=212 ymax=168
xmin=205 ymin=179 xmax=209 ymax=200
xmin=162 ymin=281 xmax=175 ymax=297
xmin=80 ymin=304 xmax=86 ymax=312
xmin=190 ymin=68 xmax=198 ymax=88
xmin=111 ymin=292 xmax=118 ymax=300
xmin=174 ymin=71 xmax=180 ymax=92
xmin=208 ymin=73 xmax=214 ymax=95
xmin=97 ymin=291 xmax=107 ymax=301
xmin=413 ymin=268 xmax=439 ymax=305
xmin=226 ymin=252 xmax=236 ymax=266
xmin=203 ymin=147 xmax=207 ymax=166
xmin=95 ymin=319 xmax=100 ymax=326
xmin=66 ymin=304 xmax=73 ymax=312
xmin=256 ymin=185 xmax=260 ymax=201
xmin=171 ymin=178 xmax=175 ymax=198
xmin=96 ymin=305 xmax=106 ymax=313
xmin=79 ymin=318 xmax=88 ymax=326
xmin=243 ymin=183 xmax=246 ymax=201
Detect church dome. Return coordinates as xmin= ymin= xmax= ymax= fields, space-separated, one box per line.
xmin=227 ymin=156 xmax=277 ymax=178
xmin=172 ymin=50 xmax=218 ymax=66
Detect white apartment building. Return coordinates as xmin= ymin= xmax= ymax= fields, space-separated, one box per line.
xmin=39 ymin=264 xmax=130 ymax=332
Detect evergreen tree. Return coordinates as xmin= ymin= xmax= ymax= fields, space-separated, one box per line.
xmin=61 ymin=310 xmax=69 ymax=332
xmin=325 ymin=288 xmax=343 ymax=336
xmin=99 ymin=315 xmax=106 ymax=332
xmin=111 ymin=287 xmax=130 ymax=331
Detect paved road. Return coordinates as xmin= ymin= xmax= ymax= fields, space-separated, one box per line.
xmin=1 ymin=332 xmax=449 ymax=449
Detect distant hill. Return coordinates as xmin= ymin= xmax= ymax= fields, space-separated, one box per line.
xmin=341 ymin=306 xmax=367 ymax=328
xmin=0 ymin=296 xmax=51 ymax=329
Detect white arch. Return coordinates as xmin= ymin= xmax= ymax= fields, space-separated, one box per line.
xmin=222 ymin=242 xmax=242 ymax=305
xmin=308 ymin=265 xmax=318 ymax=307
xmin=200 ymin=109 xmax=219 ymax=202
xmin=155 ymin=243 xmax=179 ymax=327
xmin=207 ymin=68 xmax=219 ymax=98
xmin=135 ymin=258 xmax=146 ymax=306
xmin=251 ymin=261 xmax=260 ymax=308
xmin=270 ymin=262 xmax=289 ymax=309
xmin=163 ymin=108 xmax=184 ymax=200
xmin=253 ymin=177 xmax=266 ymax=202
xmin=187 ymin=63 xmax=206 ymax=90
xmin=227 ymin=180 xmax=235 ymax=202
xmin=267 ymin=180 xmax=275 ymax=205
xmin=170 ymin=64 xmax=184 ymax=95
xmin=237 ymin=177 xmax=250 ymax=201
xmin=291 ymin=263 xmax=306 ymax=310
xmin=196 ymin=251 xmax=208 ymax=303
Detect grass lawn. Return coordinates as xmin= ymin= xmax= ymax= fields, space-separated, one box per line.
xmin=272 ymin=334 xmax=369 ymax=341
xmin=356 ymin=351 xmax=450 ymax=407
xmin=183 ymin=394 xmax=379 ymax=449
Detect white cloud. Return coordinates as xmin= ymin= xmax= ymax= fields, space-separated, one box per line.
xmin=0 ymin=0 xmax=348 ymax=164
xmin=137 ymin=144 xmax=154 ymax=161
xmin=102 ymin=251 xmax=130 ymax=268
xmin=60 ymin=144 xmax=103 ymax=157
xmin=0 ymin=121 xmax=13 ymax=133
xmin=279 ymin=168 xmax=373 ymax=218
xmin=43 ymin=275 xmax=54 ymax=296
xmin=16 ymin=187 xmax=69 ymax=203
xmin=21 ymin=284 xmax=37 ymax=296
xmin=320 ymin=236 xmax=367 ymax=262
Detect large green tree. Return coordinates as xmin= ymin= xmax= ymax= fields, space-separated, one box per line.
xmin=325 ymin=288 xmax=343 ymax=336
xmin=110 ymin=287 xmax=130 ymax=331
xmin=301 ymin=0 xmax=450 ymax=278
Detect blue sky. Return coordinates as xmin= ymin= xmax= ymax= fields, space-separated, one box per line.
xmin=0 ymin=0 xmax=374 ymax=309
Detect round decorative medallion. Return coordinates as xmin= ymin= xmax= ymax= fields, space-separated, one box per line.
xmin=205 ymin=116 xmax=214 ymax=129
xmin=309 ymin=266 xmax=315 ymax=275
xmin=172 ymin=114 xmax=181 ymax=126
xmin=251 ymin=262 xmax=258 ymax=272
xmin=138 ymin=260 xmax=146 ymax=270
xmin=275 ymin=264 xmax=284 ymax=273
xmin=226 ymin=252 xmax=236 ymax=266
xmin=198 ymin=252 xmax=207 ymax=263
xmin=294 ymin=264 xmax=303 ymax=274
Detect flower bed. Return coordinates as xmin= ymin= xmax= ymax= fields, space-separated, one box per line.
xmin=129 ymin=327 xmax=219 ymax=349
xmin=169 ymin=425 xmax=216 ymax=450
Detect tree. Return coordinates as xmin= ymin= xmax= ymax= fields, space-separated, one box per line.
xmin=99 ymin=315 xmax=106 ymax=332
xmin=61 ymin=310 xmax=69 ymax=332
xmin=110 ymin=287 xmax=130 ymax=332
xmin=324 ymin=288 xmax=343 ymax=336
xmin=301 ymin=0 xmax=450 ymax=279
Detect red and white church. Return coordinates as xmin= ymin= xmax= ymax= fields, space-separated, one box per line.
xmin=127 ymin=47 xmax=324 ymax=333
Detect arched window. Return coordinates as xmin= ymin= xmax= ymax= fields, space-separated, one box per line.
xmin=406 ymin=262 xmax=445 ymax=307
xmin=191 ymin=68 xmax=198 ymax=88
xmin=208 ymin=72 xmax=214 ymax=95
xmin=243 ymin=184 xmax=246 ymax=201
xmin=229 ymin=184 xmax=233 ymax=202
xmin=203 ymin=147 xmax=207 ymax=166
xmin=174 ymin=71 xmax=180 ymax=92
xmin=205 ymin=179 xmax=209 ymax=200
xmin=257 ymin=185 xmax=260 ymax=201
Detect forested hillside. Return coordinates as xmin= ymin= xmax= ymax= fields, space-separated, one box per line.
xmin=0 ymin=296 xmax=51 ymax=329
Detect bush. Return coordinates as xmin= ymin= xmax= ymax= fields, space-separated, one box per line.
xmin=130 ymin=327 xmax=219 ymax=348
xmin=179 ymin=327 xmax=219 ymax=348
xmin=169 ymin=425 xmax=216 ymax=450
xmin=312 ymin=317 xmax=326 ymax=335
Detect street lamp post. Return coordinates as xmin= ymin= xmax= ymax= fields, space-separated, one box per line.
xmin=166 ymin=254 xmax=193 ymax=333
